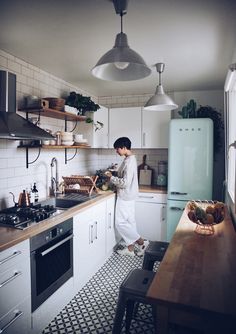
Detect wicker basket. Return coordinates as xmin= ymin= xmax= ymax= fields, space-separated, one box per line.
xmin=44 ymin=97 xmax=65 ymax=111
xmin=62 ymin=175 xmax=98 ymax=195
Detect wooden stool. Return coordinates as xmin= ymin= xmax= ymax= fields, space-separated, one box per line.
xmin=142 ymin=241 xmax=169 ymax=271
xmin=112 ymin=268 xmax=157 ymax=334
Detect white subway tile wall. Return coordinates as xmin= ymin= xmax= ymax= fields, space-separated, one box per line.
xmin=0 ymin=49 xmax=166 ymax=209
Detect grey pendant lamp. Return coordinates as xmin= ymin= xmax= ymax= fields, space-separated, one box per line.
xmin=144 ymin=63 xmax=178 ymax=111
xmin=91 ymin=0 xmax=151 ymax=81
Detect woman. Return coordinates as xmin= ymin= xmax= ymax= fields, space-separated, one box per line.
xmin=106 ymin=137 xmax=148 ymax=257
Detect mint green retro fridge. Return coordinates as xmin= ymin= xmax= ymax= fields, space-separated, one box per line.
xmin=166 ymin=118 xmax=213 ymax=241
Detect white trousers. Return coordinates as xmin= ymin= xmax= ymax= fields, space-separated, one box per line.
xmin=115 ymin=197 xmax=140 ymax=246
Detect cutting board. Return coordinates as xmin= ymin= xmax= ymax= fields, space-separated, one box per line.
xmin=138 ymin=154 xmax=153 ymax=185
xmin=139 ymin=169 xmax=152 ymax=185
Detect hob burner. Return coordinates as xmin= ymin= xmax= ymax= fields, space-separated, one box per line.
xmin=0 ymin=204 xmax=61 ymax=230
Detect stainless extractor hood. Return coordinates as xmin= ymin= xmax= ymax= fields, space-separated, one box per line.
xmin=0 ymin=70 xmax=54 ymax=140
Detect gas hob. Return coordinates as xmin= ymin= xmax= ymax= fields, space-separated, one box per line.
xmin=0 ymin=204 xmax=62 ymax=230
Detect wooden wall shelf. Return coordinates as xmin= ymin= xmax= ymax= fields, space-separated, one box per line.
xmin=17 ymin=107 xmax=89 ymax=167
xmin=42 ymin=145 xmax=91 ymax=149
xmin=19 ymin=107 xmax=87 ymax=122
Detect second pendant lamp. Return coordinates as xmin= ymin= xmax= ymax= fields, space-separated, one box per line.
xmin=91 ymin=0 xmax=151 ymax=81
xmin=144 ymin=63 xmax=178 ymax=111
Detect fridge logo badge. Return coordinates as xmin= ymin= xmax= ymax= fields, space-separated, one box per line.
xmin=179 ymin=127 xmax=202 ymax=131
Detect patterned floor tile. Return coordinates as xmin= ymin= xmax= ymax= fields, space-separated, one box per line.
xmin=42 ymin=252 xmax=159 ymax=333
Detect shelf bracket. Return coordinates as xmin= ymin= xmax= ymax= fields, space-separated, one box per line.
xmin=65 ymin=148 xmax=78 ymax=164
xmin=26 ymin=147 xmax=41 ymax=168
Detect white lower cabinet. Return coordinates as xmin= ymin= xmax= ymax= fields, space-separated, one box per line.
xmin=73 ymin=195 xmax=116 ymax=291
xmin=73 ymin=201 xmax=107 ymax=291
xmin=105 ymin=196 xmax=117 ymax=254
xmin=0 ymin=240 xmax=31 ymax=334
xmin=0 ymin=298 xmax=31 ymax=334
xmin=135 ymin=192 xmax=167 ymax=242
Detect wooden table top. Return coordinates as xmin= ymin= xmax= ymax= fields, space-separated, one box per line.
xmin=147 ymin=204 xmax=236 ymax=318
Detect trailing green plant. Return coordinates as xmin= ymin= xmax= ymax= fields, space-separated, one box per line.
xmin=195 ymin=105 xmax=224 ymax=154
xmin=178 ymin=99 xmax=224 ymax=154
xmin=86 ymin=117 xmax=104 ymax=132
xmin=65 ymin=92 xmax=100 ymax=114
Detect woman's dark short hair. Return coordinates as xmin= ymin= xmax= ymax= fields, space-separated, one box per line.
xmin=113 ymin=137 xmax=131 ymax=150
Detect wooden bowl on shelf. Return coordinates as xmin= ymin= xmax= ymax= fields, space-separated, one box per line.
xmin=44 ymin=97 xmax=65 ymax=111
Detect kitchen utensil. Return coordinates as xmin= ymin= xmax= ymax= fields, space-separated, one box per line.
xmin=156 ymin=174 xmax=167 ymax=186
xmin=61 ymin=140 xmax=74 ymax=146
xmin=139 ymin=167 xmax=152 ymax=186
xmin=138 ymin=155 xmax=153 ymax=185
xmin=18 ymin=190 xmax=31 ymax=207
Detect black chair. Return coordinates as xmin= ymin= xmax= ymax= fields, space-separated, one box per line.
xmin=142 ymin=241 xmax=169 ymax=271
xmin=112 ymin=268 xmax=157 ymax=334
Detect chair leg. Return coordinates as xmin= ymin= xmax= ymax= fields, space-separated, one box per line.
xmin=142 ymin=257 xmax=155 ymax=271
xmin=133 ymin=301 xmax=140 ymax=318
xmin=152 ymin=305 xmax=158 ymax=334
xmin=112 ymin=293 xmax=126 ymax=334
xmin=125 ymin=300 xmax=135 ymax=333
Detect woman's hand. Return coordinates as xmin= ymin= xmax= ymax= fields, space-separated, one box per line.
xmin=104 ymin=171 xmax=112 ymax=178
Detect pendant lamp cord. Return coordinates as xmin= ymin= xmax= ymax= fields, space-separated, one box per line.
xmin=120 ymin=12 xmax=123 ymax=33
xmin=159 ymin=71 xmax=162 ymax=85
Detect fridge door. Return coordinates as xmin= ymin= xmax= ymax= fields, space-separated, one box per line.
xmin=166 ymin=199 xmax=188 ymax=241
xmin=168 ymin=118 xmax=213 ymax=201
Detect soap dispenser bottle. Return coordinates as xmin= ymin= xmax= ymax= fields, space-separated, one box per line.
xmin=32 ymin=183 xmax=39 ymax=203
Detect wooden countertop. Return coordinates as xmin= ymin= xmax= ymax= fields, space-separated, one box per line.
xmin=0 ymin=185 xmax=166 ymax=253
xmin=147 ymin=204 xmax=236 ymax=331
xmin=138 ymin=185 xmax=167 ymax=194
xmin=0 ymin=191 xmax=114 ymax=252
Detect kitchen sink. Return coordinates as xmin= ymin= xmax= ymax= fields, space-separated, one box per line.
xmin=40 ymin=193 xmax=100 ymax=209
xmin=54 ymin=198 xmax=84 ymax=209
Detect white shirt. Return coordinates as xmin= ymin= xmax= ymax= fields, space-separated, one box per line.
xmin=110 ymin=155 xmax=138 ymax=201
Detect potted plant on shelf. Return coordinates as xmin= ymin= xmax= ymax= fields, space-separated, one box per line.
xmin=65 ymin=92 xmax=100 ymax=115
xmin=178 ymin=99 xmax=224 ymax=154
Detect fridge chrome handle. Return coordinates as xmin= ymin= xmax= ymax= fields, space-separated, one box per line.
xmin=171 ymin=191 xmax=188 ymax=195
xmin=170 ymin=207 xmax=185 ymax=211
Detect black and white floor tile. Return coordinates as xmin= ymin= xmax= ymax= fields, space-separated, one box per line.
xmin=42 ymin=251 xmax=158 ymax=334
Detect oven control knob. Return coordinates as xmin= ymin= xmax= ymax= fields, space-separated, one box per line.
xmin=59 ymin=228 xmax=63 ymax=234
xmin=45 ymin=235 xmax=50 ymax=241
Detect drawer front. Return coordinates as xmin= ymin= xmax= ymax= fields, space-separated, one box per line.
xmin=137 ymin=192 xmax=167 ymax=203
xmin=0 ymin=298 xmax=31 ymax=334
xmin=0 ymin=258 xmax=30 ymax=319
xmin=0 ymin=240 xmax=29 ymax=273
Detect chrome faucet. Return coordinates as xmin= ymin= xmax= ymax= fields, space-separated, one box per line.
xmin=50 ymin=157 xmax=59 ymax=196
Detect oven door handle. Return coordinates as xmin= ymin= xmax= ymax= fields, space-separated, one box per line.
xmin=40 ymin=234 xmax=73 ymax=257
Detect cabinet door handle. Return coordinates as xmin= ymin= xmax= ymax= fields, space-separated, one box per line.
xmin=138 ymin=195 xmax=155 ymax=199
xmin=94 ymin=221 xmax=98 ymax=240
xmin=0 ymin=251 xmax=21 ymax=266
xmin=0 ymin=310 xmax=23 ymax=333
xmin=0 ymin=271 xmax=22 ymax=289
xmin=108 ymin=212 xmax=112 ymax=229
xmin=89 ymin=224 xmax=93 ymax=244
xmin=142 ymin=133 xmax=146 ymax=147
xmin=170 ymin=206 xmax=185 ymax=211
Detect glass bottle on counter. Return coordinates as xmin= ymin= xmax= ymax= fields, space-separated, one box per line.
xmin=31 ymin=183 xmax=39 ymax=203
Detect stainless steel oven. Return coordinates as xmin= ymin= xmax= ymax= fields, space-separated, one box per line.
xmin=30 ymin=218 xmax=73 ymax=312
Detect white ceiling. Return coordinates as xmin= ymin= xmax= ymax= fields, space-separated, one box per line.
xmin=0 ymin=0 xmax=235 ymax=97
